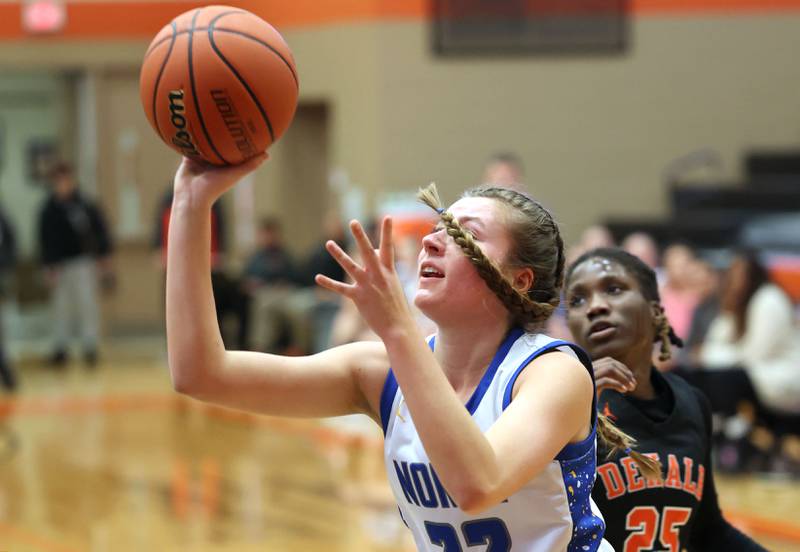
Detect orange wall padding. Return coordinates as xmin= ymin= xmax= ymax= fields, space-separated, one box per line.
xmin=1 ymin=0 xmax=800 ymax=41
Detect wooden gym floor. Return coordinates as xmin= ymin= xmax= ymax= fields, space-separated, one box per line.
xmin=0 ymin=340 xmax=798 ymax=552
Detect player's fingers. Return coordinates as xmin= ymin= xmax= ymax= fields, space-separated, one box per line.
xmin=599 ymin=366 xmax=635 ymax=392
xmin=595 ymin=358 xmax=636 ymax=390
xmin=350 ymin=220 xmax=380 ymax=272
xmin=379 ymin=216 xmax=395 ymax=268
xmin=315 ymin=274 xmax=355 ymax=298
xmin=596 ymin=377 xmax=629 ymax=395
xmin=325 ymin=240 xmax=365 ymax=282
xmin=610 ymin=364 xmax=637 ymax=390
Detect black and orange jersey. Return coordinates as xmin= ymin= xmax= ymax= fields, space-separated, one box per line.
xmin=592 ymin=370 xmax=765 ymax=552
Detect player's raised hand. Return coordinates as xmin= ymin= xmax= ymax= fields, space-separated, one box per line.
xmin=173 ymin=153 xmax=268 ymax=209
xmin=593 ymin=357 xmax=637 ymax=396
xmin=316 ymin=216 xmax=414 ymax=339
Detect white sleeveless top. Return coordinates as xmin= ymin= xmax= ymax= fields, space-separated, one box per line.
xmin=379 ymin=328 xmax=613 ymax=551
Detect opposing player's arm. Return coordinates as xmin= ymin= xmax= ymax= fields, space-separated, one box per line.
xmin=173 ymin=341 xmax=388 ymax=420
xmin=688 ymin=389 xmax=767 ymax=551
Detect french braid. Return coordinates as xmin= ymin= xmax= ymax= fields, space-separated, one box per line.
xmin=417 ymin=183 xmax=563 ymax=330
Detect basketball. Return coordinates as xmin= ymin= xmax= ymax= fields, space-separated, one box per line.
xmin=139 ymin=5 xmax=299 ymax=165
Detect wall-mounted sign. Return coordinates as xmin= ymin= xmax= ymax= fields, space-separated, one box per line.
xmin=22 ymin=0 xmax=66 ymax=35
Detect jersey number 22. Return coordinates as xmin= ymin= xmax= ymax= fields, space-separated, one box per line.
xmin=425 ymin=518 xmax=511 ymax=551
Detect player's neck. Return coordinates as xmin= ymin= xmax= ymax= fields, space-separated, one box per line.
xmin=434 ymin=323 xmax=510 ymax=399
xmin=615 ymin=345 xmax=657 ymax=400
xmin=627 ymin=361 xmax=657 ymax=400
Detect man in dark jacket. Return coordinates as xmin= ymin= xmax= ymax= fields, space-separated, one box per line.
xmin=38 ymin=162 xmax=113 ymax=366
xmin=0 ymin=206 xmax=17 ymax=390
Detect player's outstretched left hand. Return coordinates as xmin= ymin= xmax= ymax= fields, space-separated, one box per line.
xmin=316 ymin=216 xmax=414 ymax=339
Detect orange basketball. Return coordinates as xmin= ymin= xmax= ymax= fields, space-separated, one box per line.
xmin=139 ymin=5 xmax=298 ymax=165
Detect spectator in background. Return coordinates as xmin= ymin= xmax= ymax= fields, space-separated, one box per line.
xmin=683 ymin=259 xmax=722 ymax=364
xmin=153 ymin=185 xmax=247 ymax=349
xmin=290 ymin=211 xmax=350 ymax=353
xmin=691 ymin=250 xmax=800 ymax=473
xmin=700 ymin=250 xmax=800 ymax=415
xmin=0 ymin=206 xmax=17 ymax=390
xmin=330 ymin=229 xmax=435 ymax=347
xmin=482 ymin=151 xmax=525 ymax=191
xmin=659 ymin=243 xmax=701 ymax=342
xmin=38 ymin=162 xmax=113 ymax=367
xmin=565 ymin=224 xmax=615 ymax=267
xmin=622 ymin=232 xmax=660 ymax=273
xmin=244 ymin=217 xmax=299 ymax=352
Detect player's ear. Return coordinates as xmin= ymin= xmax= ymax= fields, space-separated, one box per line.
xmin=511 ymin=267 xmax=534 ymax=294
xmin=649 ymin=301 xmax=662 ymax=320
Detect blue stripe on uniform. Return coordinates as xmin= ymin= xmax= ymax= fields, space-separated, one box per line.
xmin=501 ymin=340 xmax=598 ymax=460
xmin=380 ymin=336 xmax=437 ymax=435
xmin=379 ymin=369 xmax=399 ymax=435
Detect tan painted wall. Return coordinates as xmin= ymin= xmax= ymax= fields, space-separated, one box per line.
xmin=1 ymin=14 xmax=798 ymax=329
xmin=370 ymin=16 xmax=800 ymax=243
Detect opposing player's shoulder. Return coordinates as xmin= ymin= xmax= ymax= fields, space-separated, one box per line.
xmin=662 ymin=371 xmax=713 ymax=432
xmin=663 ymin=371 xmax=703 ymax=406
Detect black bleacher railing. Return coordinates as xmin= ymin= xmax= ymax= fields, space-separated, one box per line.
xmin=605 ymin=149 xmax=800 ymax=252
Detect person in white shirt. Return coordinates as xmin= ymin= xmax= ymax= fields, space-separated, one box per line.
xmin=700 ymin=250 xmax=800 ymax=415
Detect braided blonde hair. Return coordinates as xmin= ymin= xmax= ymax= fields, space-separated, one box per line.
xmin=418 ymin=185 xmax=663 ymax=482
xmin=417 ymin=183 xmax=563 ymax=331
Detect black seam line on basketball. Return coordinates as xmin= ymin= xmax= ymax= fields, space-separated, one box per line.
xmin=208 ymin=12 xmax=275 ymax=143
xmin=188 ymin=8 xmax=229 ymax=165
xmin=143 ymin=10 xmax=247 ymax=61
xmin=144 ymin=27 xmax=298 ymax=89
xmin=152 ymin=21 xmax=178 ymax=144
xmin=213 ymin=28 xmax=298 ymax=89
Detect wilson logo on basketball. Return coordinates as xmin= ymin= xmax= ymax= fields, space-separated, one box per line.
xmin=211 ymin=89 xmax=257 ymax=158
xmin=168 ymin=89 xmax=200 ymax=158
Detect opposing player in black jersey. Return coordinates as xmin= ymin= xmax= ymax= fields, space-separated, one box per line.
xmin=565 ymin=248 xmax=765 ymax=552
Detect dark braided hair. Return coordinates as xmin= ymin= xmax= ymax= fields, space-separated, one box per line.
xmin=566 ymin=247 xmax=683 ymax=360
xmin=417 ymin=183 xmax=564 ymax=331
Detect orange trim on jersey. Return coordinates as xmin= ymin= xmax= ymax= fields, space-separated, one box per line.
xmin=1 ymin=0 xmax=800 ymax=41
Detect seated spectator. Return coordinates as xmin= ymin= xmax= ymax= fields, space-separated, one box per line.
xmin=330 ymin=232 xmax=435 ymax=346
xmin=154 ymin=186 xmax=247 ymax=349
xmin=660 ymin=244 xmax=702 ymax=342
xmin=683 ymin=260 xmax=722 ymax=365
xmin=700 ymin=250 xmax=800 ymax=415
xmin=255 ymin=210 xmax=347 ymax=355
xmin=691 ymin=250 xmax=800 ymax=473
xmin=244 ymin=218 xmax=299 ymax=352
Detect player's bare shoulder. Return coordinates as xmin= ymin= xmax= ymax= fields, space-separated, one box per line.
xmin=327 ymin=340 xmax=390 ymax=421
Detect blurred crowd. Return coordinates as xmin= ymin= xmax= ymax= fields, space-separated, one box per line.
xmin=1 ymin=152 xmax=798 ymax=477
xmin=558 ymin=218 xmax=800 ymax=477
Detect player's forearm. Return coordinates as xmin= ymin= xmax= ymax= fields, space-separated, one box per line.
xmin=383 ymin=327 xmax=501 ymax=513
xmin=166 ymin=194 xmax=226 ymax=393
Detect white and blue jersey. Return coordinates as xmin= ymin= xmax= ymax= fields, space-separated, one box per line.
xmin=380 ymin=327 xmax=612 ymax=552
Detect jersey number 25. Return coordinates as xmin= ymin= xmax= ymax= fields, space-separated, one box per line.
xmin=624 ymin=506 xmax=692 ymax=552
